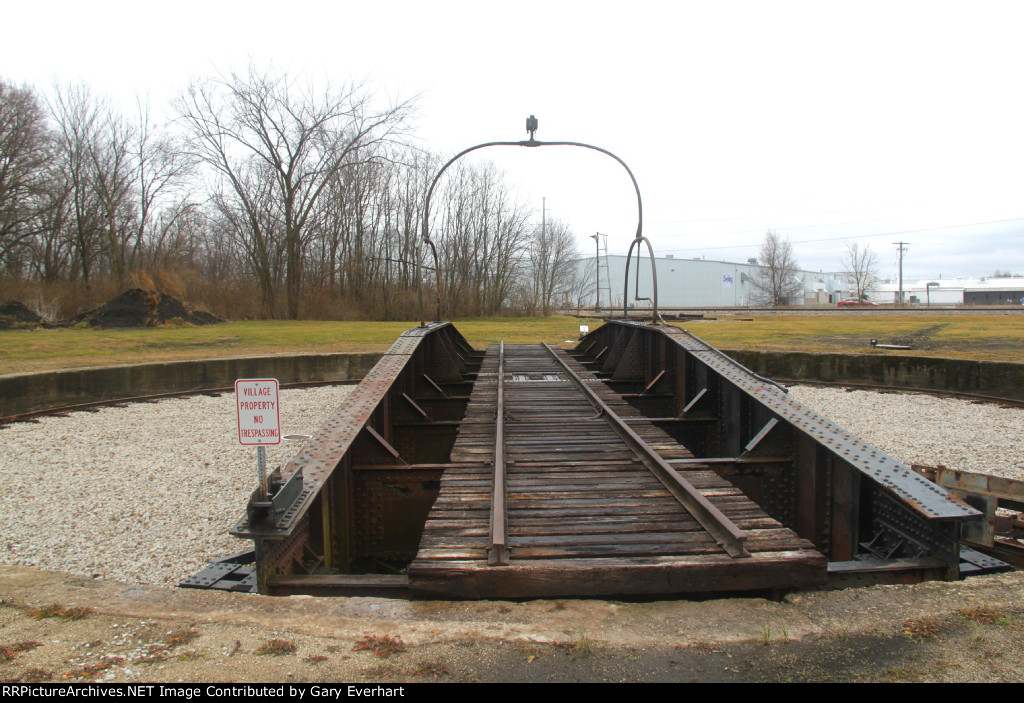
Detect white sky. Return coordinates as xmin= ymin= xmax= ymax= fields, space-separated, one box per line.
xmin=3 ymin=0 xmax=1023 ymax=281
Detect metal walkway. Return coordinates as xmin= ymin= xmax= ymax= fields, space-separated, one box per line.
xmin=407 ymin=343 xmax=826 ymax=598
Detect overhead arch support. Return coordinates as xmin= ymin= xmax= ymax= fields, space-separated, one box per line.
xmin=418 ymin=118 xmax=660 ymax=324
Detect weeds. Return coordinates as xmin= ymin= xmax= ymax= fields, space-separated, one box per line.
xmin=882 ymin=665 xmax=925 ymax=682
xmin=758 ymin=622 xmax=772 ymax=646
xmin=514 ymin=644 xmax=544 ymax=662
xmin=304 ymin=654 xmax=329 ymax=665
xmin=957 ymin=604 xmax=1017 ymax=628
xmin=20 ymin=668 xmax=53 ymax=683
xmin=354 ymin=635 xmax=406 ymax=657
xmin=0 ymin=642 xmax=42 ymax=662
xmin=164 ymin=629 xmax=200 ymax=649
xmin=361 ymin=663 xmax=402 ymax=678
xmin=567 ymin=634 xmax=594 ymax=659
xmin=901 ymin=617 xmax=942 ymax=641
xmin=26 ymin=603 xmax=93 ymax=621
xmin=256 ymin=639 xmax=297 ymax=656
xmin=135 ymin=629 xmax=203 ymax=664
xmin=411 ymin=661 xmax=451 ymax=678
xmin=61 ymin=658 xmax=125 ymax=680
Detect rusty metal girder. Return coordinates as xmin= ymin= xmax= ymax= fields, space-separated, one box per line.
xmin=589 ymin=321 xmax=979 ymax=523
xmin=232 ymin=322 xmax=467 ymax=542
xmin=574 ymin=320 xmax=980 ymax=569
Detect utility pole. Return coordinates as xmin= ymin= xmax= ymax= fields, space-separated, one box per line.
xmin=893 ymin=241 xmax=909 ymax=305
xmin=590 ymin=233 xmax=611 ymax=311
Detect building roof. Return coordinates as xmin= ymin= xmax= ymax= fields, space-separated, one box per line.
xmin=876 ymin=277 xmax=1024 ymax=292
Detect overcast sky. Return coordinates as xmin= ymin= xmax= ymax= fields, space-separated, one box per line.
xmin=4 ymin=0 xmax=1022 ymax=281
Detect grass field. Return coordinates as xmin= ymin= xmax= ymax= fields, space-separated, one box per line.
xmin=0 ymin=314 xmax=1022 ymax=375
xmin=686 ymin=313 xmax=1024 ymax=361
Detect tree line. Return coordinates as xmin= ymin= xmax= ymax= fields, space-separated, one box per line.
xmin=751 ymin=232 xmax=880 ymax=306
xmin=0 ymin=67 xmax=585 ymax=321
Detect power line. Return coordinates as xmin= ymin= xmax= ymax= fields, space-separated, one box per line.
xmin=649 ymin=202 xmax=909 ymax=225
xmin=655 ymin=217 xmax=1024 ymax=254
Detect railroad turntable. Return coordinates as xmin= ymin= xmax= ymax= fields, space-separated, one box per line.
xmin=223 ymin=320 xmax=990 ymax=598
xmin=216 ymin=118 xmax=995 ymax=598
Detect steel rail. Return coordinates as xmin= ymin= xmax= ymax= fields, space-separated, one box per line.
xmin=542 ymin=343 xmax=751 ymax=558
xmin=487 ymin=341 xmax=510 ymax=565
xmin=0 ymin=380 xmax=361 ymax=426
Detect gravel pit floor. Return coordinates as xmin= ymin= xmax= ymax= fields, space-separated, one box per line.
xmin=788 ymin=386 xmax=1024 ymax=479
xmin=0 ymin=385 xmax=354 ymax=587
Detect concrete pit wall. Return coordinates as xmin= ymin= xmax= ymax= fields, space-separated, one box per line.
xmin=1 ymin=353 xmax=383 ymax=418
xmin=725 ymin=349 xmax=1024 ymax=402
xmin=3 ymin=350 xmax=1022 ymax=420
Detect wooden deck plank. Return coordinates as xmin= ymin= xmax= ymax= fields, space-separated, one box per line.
xmin=408 ymin=343 xmax=826 ymax=597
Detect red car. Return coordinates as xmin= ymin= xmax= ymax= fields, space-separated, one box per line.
xmin=837 ymin=298 xmax=878 ymax=307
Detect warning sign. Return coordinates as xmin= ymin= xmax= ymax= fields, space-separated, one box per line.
xmin=235 ymin=378 xmax=281 ymax=446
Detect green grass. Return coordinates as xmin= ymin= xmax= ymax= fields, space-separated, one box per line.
xmin=1 ymin=314 xmax=1021 ymax=375
xmin=0 ymin=317 xmax=592 ymax=374
xmin=680 ymin=314 xmax=1024 ymax=361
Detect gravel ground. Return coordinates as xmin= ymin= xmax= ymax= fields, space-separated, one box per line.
xmin=788 ymin=386 xmax=1024 ymax=479
xmin=0 ymin=384 xmax=1021 ymax=588
xmin=0 ymin=385 xmax=353 ymax=587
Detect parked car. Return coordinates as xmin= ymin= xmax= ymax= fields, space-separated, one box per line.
xmin=837 ymin=298 xmax=878 ymax=307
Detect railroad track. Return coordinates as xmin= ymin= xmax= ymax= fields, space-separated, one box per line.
xmin=0 ymin=379 xmax=359 ymax=426
xmin=407 ymin=343 xmax=824 ymax=598
xmin=224 ymin=321 xmax=1005 ymax=597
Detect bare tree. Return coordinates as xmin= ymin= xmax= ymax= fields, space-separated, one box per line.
xmin=43 ymin=86 xmax=195 ymax=288
xmin=49 ymin=83 xmax=106 ymax=285
xmin=840 ymin=242 xmax=879 ymax=301
xmin=752 ymin=230 xmax=801 ymax=306
xmin=567 ymin=257 xmax=595 ymax=315
xmin=434 ymin=161 xmax=531 ymax=316
xmin=528 ymin=217 xmax=579 ymax=315
xmin=0 ymin=82 xmax=54 ymax=266
xmin=130 ymin=99 xmax=196 ymax=272
xmin=175 ymin=64 xmax=413 ymax=318
xmin=209 ymin=162 xmax=285 ymax=318
xmin=88 ymin=104 xmax=136 ymax=281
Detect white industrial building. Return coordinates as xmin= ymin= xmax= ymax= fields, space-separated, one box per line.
xmin=573 ymin=254 xmax=1024 ymax=308
xmin=871 ymin=277 xmax=1024 ymax=306
xmin=575 ymin=254 xmax=852 ymax=308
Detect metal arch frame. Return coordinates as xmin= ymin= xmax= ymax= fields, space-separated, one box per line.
xmin=418 ymin=132 xmax=660 ymax=325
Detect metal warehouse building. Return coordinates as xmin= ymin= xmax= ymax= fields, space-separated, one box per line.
xmin=575 ymin=254 xmax=852 ymax=308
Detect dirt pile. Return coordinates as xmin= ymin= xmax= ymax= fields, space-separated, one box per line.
xmin=73 ymin=289 xmax=223 ymax=328
xmin=0 ymin=301 xmax=44 ymax=329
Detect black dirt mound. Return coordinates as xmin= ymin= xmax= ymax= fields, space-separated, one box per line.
xmin=0 ymin=301 xmax=44 ymax=329
xmin=74 ymin=289 xmax=224 ymax=328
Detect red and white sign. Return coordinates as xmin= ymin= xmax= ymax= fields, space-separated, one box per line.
xmin=235 ymin=378 xmax=281 ymax=446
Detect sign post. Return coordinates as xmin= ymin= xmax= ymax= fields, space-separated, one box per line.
xmin=235 ymin=378 xmax=281 ymax=499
